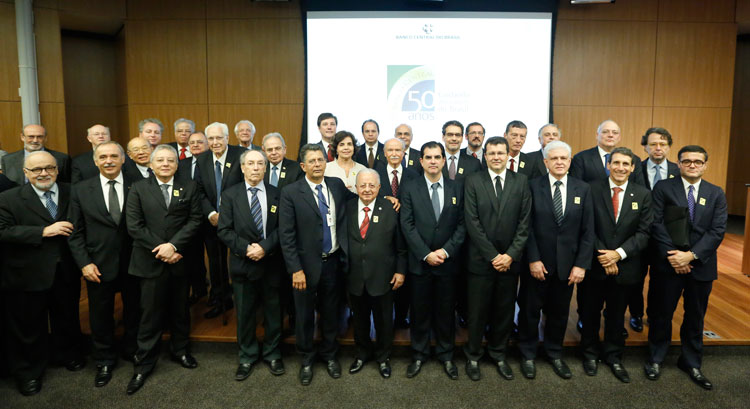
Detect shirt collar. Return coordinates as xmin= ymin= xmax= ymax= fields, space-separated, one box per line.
xmin=245 ymin=180 xmax=265 ymax=192
xmin=608 ymin=177 xmax=628 ymax=192
xmin=358 ymin=198 xmax=376 ymax=212
xmin=213 ymin=148 xmax=228 ymax=164
xmin=387 ymin=164 xmax=403 ymax=174
xmin=488 ymin=166 xmax=507 ymax=181
xmin=100 ymin=172 xmax=124 ymax=187
xmin=31 ymin=182 xmax=58 ymax=199
xmin=508 ymin=152 xmax=520 ymax=161
xmin=646 ymin=158 xmax=665 ymax=170
xmin=157 ymin=177 xmax=174 ymax=187
xmin=681 ymin=177 xmax=701 ymax=192
xmin=597 ymin=145 xmax=610 ymax=159
xmin=548 ymin=173 xmax=567 ymax=187
xmin=306 ymin=176 xmax=327 ymax=192
xmin=424 ymin=174 xmax=444 ymax=189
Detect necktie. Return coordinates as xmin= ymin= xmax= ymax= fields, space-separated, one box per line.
xmin=147 ymin=167 xmax=154 ymax=177
xmin=653 ymin=164 xmax=662 ymax=188
xmin=368 ymin=148 xmax=375 ymax=168
xmin=688 ymin=185 xmax=695 ymax=222
xmin=249 ymin=187 xmax=264 ymax=239
xmin=431 ymin=182 xmax=441 ymax=220
xmin=179 ymin=147 xmax=187 ymax=160
xmin=214 ymin=160 xmax=223 ymax=210
xmin=391 ymin=170 xmax=399 ymax=197
xmin=270 ymin=165 xmax=279 ymax=187
xmin=604 ymin=153 xmax=611 ymax=176
xmin=316 ymin=184 xmax=332 ymax=253
xmin=160 ymin=184 xmax=170 ymax=207
xmin=44 ymin=190 xmax=57 ymax=219
xmin=612 ymin=186 xmax=622 ymax=221
xmin=553 ymin=180 xmax=563 ymax=226
xmin=472 ymin=152 xmax=477 ymax=159
xmin=108 ymin=180 xmax=121 ymax=224
xmin=448 ymin=156 xmax=456 ymax=180
xmin=401 ymin=156 xmax=407 ymax=168
xmin=509 ymin=158 xmax=515 ymax=172
xmin=191 ymin=160 xmax=198 ymax=180
xmin=360 ymin=206 xmax=370 ymax=239
xmin=495 ymin=175 xmax=503 ymax=203
xmin=327 ymin=144 xmax=334 ymax=162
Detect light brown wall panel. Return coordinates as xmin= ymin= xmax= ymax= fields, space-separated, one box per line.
xmin=553 ymin=20 xmax=657 ymax=107
xmin=115 ymin=29 xmax=127 ymax=106
xmin=58 ymin=0 xmax=126 ymax=18
xmin=206 ymin=19 xmax=304 ymax=105
xmin=557 ymin=0 xmax=657 ymax=21
xmin=653 ymin=23 xmax=736 ymax=108
xmin=40 ymin=102 xmax=69 ymax=152
xmin=0 ymin=4 xmax=19 ymax=102
xmin=207 ymin=0 xmax=299 ymax=19
xmin=208 ymin=104 xmax=304 ymax=158
xmin=127 ymin=0 xmax=206 ymax=20
xmin=551 ymin=106 xmax=652 ymax=156
xmin=127 ymin=104 xmax=209 ymax=143
xmin=652 ymin=107 xmax=731 ymax=190
xmin=116 ymin=104 xmax=130 ymax=145
xmin=727 ymin=39 xmax=750 ymax=215
xmin=125 ymin=20 xmax=207 ymax=104
xmin=658 ymin=0 xmax=735 ymax=23
xmin=0 ymin=102 xmax=23 ymax=152
xmin=35 ymin=7 xmax=66 ymax=104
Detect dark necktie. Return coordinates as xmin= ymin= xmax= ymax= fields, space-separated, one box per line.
xmin=653 ymin=164 xmax=662 ymax=188
xmin=270 ymin=165 xmax=279 ymax=187
xmin=553 ymin=180 xmax=563 ymax=226
xmin=147 ymin=167 xmax=154 ymax=177
xmin=509 ymin=158 xmax=515 ymax=172
xmin=108 ymin=180 xmax=121 ymax=224
xmin=360 ymin=206 xmax=370 ymax=239
xmin=368 ymin=148 xmax=375 ymax=168
xmin=214 ymin=160 xmax=223 ymax=210
xmin=612 ymin=186 xmax=622 ymax=221
xmin=431 ymin=182 xmax=441 ymax=220
xmin=688 ymin=185 xmax=696 ymax=222
xmin=495 ymin=175 xmax=503 ymax=203
xmin=160 ymin=184 xmax=170 ymax=207
xmin=249 ymin=187 xmax=264 ymax=239
xmin=391 ymin=170 xmax=399 ymax=197
xmin=604 ymin=153 xmax=611 ymax=176
xmin=448 ymin=156 xmax=456 ymax=180
xmin=316 ymin=184 xmax=332 ymax=253
xmin=179 ymin=147 xmax=187 ymax=160
xmin=44 ymin=190 xmax=57 ymax=219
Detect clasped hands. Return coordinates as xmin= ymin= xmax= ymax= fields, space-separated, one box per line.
xmin=152 ymin=243 xmax=182 ymax=264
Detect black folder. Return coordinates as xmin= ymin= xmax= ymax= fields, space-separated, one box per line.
xmin=663 ymin=205 xmax=690 ymax=250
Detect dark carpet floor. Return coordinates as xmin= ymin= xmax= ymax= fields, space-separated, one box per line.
xmin=1 ymin=343 xmax=749 ymax=409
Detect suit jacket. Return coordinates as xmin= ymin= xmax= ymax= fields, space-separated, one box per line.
xmin=404 ymin=147 xmax=422 ymax=174
xmin=346 ymin=197 xmax=407 ymax=297
xmin=279 ymin=176 xmax=354 ymax=286
xmin=375 ymin=163 xmax=419 ymax=199
xmin=71 ymin=150 xmax=98 ymax=183
xmin=354 ymin=142 xmax=386 ymax=169
xmin=399 ymin=176 xmax=466 ymax=276
xmin=0 ymin=173 xmax=17 ymax=193
xmin=526 ymin=175 xmax=595 ymax=280
xmin=590 ymin=179 xmax=653 ymax=284
xmin=195 ymin=145 xmax=245 ymax=217
xmin=464 ymin=170 xmax=531 ymax=276
xmin=518 ymin=150 xmax=548 ymax=181
xmin=125 ymin=177 xmax=202 ymax=278
xmin=1 ymin=148 xmax=72 ymax=185
xmin=650 ymin=177 xmax=727 ymax=281
xmin=315 ymin=141 xmax=334 ymax=162
xmin=570 ymin=146 xmax=644 ymax=186
xmin=460 ymin=147 xmax=483 ymax=165
xmin=175 ymin=156 xmax=197 ymax=183
xmin=264 ymin=158 xmax=304 ymax=190
xmin=122 ymin=158 xmax=151 ymax=181
xmin=68 ymin=173 xmax=134 ymax=282
xmin=167 ymin=142 xmax=191 ymax=157
xmin=0 ymin=183 xmax=75 ymax=291
xmin=442 ymin=151 xmax=481 ymax=185
xmin=217 ymin=182 xmax=281 ymax=283
xmin=640 ymin=158 xmax=679 ymax=190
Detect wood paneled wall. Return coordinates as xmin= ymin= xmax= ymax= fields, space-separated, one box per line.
xmin=728 ymin=38 xmax=750 ymax=215
xmin=554 ymin=0 xmax=736 ymax=195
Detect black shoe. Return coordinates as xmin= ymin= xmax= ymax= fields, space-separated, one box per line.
xmin=349 ymin=359 xmax=365 ymax=374
xmin=235 ymin=363 xmax=254 ymax=381
xmin=582 ymin=359 xmax=598 ymax=376
xmin=18 ymin=379 xmax=41 ymax=396
xmin=622 ymin=328 xmax=629 ymax=339
xmin=643 ymin=361 xmax=661 ymax=380
xmin=326 ymin=359 xmax=341 ymax=379
xmin=171 ymin=354 xmax=198 ymax=369
xmin=406 ymin=359 xmax=423 ymax=378
xmin=520 ymin=360 xmax=536 ymax=379
xmin=379 ymin=360 xmax=391 ymax=378
xmin=299 ymin=365 xmax=313 ymax=386
xmin=630 ymin=317 xmax=644 ymax=332
xmin=204 ymin=301 xmax=234 ymax=319
xmin=64 ymin=358 xmax=86 ymax=372
xmin=95 ymin=365 xmax=114 ymax=387
xmin=268 ymin=359 xmax=285 ymax=376
xmin=443 ymin=360 xmax=458 ymax=380
xmin=126 ymin=373 xmax=147 ymax=395
xmin=548 ymin=358 xmax=572 ymax=379
xmin=609 ymin=363 xmax=630 ymax=383
xmin=576 ymin=320 xmax=583 ymax=333
xmin=466 ymin=360 xmax=481 ymax=381
xmin=677 ymin=361 xmax=713 ymax=390
xmin=496 ymin=360 xmax=514 ymax=380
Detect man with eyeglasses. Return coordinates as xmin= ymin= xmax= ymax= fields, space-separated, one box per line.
xmin=441 ymin=120 xmax=481 ymax=185
xmin=71 ymin=124 xmax=112 ymax=183
xmin=645 ymin=145 xmax=726 ymax=390
xmin=460 ymin=122 xmax=486 ymax=165
xmin=124 ymin=137 xmax=154 ymax=180
xmin=1 ymin=124 xmax=71 ymax=185
xmin=168 ymin=118 xmax=195 ymax=161
xmin=0 ymin=151 xmax=82 ymax=396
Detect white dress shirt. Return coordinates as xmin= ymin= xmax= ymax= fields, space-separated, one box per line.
xmin=100 ymin=173 xmax=124 ymax=212
xmin=31 ymin=182 xmax=58 ymax=209
xmin=305 ymin=176 xmax=338 ymax=253
xmin=268 ymin=160 xmax=283 ymax=184
xmin=507 ymin=153 xmax=521 ymax=173
xmin=608 ymin=178 xmax=628 ymax=260
xmin=245 ymin=180 xmax=267 ymax=238
xmin=387 ymin=164 xmax=404 ymax=185
xmin=208 ymin=149 xmax=229 ymax=219
xmin=176 ymin=144 xmax=193 ymax=159
xmin=157 ymin=177 xmax=174 ymax=200
xmin=358 ymin=198 xmax=376 ymax=228
xmin=548 ymin=173 xmax=568 ymax=214
xmin=136 ymin=163 xmax=150 ymax=178
xmin=597 ymin=146 xmax=611 ymax=169
xmin=682 ymin=177 xmax=701 ymax=202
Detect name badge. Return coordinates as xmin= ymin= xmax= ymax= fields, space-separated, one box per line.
xmin=270 ymin=205 xmax=277 ymax=213
xmin=519 ymin=161 xmax=525 ymax=169
xmin=632 ymin=202 xmax=638 ymax=210
xmin=225 ymin=162 xmax=231 ymax=168
xmin=699 ymin=198 xmax=706 ymax=206
xmin=574 ymin=196 xmax=580 ymax=205
xmin=458 ymin=168 xmax=464 ymax=175
xmin=669 ymin=174 xmax=674 ymax=179
xmin=373 ymin=215 xmax=379 ymax=223
xmin=280 ymin=172 xmax=286 ymax=179
xmin=173 ymin=190 xmax=180 ymax=197
xmin=409 ymin=160 xmax=414 ymax=166
xmin=326 ymin=213 xmax=335 ymax=226
xmin=452 ymin=197 xmax=457 ymax=205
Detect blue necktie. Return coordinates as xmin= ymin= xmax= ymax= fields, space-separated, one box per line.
xmin=214 ymin=160 xmax=223 ymax=210
xmin=44 ymin=190 xmax=57 ymax=219
xmin=249 ymin=187 xmax=264 ymax=239
xmin=270 ymin=165 xmax=279 ymax=187
xmin=604 ymin=153 xmax=610 ymax=176
xmin=688 ymin=185 xmax=696 ymax=222
xmin=652 ymin=164 xmax=662 ymax=188
xmin=316 ymin=184 xmax=332 ymax=253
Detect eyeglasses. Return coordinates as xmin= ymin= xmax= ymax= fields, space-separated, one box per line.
xmin=128 ymin=147 xmax=150 ymax=153
xmin=680 ymin=160 xmax=705 ymax=167
xmin=24 ymin=165 xmax=57 ymax=175
xmin=444 ymin=133 xmax=462 ymax=138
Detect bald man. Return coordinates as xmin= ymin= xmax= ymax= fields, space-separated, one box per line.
xmin=1 ymin=124 xmax=71 ymax=185
xmin=71 ymin=124 xmax=112 ymax=183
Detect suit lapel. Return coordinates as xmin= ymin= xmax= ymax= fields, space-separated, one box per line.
xmin=564 ymin=180 xmax=578 ymax=219
xmin=601 ymin=183 xmax=616 ymax=225
xmin=416 ymin=180 xmax=438 ymax=224
xmin=617 ymin=184 xmax=635 ymax=226
xmin=147 ymin=178 xmax=169 ymax=210
xmin=438 ymin=182 xmax=455 ymax=224
xmin=481 ymin=172 xmax=500 ymax=214
xmin=22 ymin=184 xmax=55 ymax=223
xmin=168 ymin=179 xmax=186 ymax=211
xmin=694 ymin=182 xmax=710 ymax=225
xmin=299 ymin=179 xmax=321 ymax=216
xmin=497 ymin=172 xmax=513 ymax=216
xmin=89 ymin=178 xmax=117 ymax=226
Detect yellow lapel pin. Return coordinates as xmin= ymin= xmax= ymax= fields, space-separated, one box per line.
xmin=409 ymin=160 xmax=413 ymax=165
xmin=458 ymin=168 xmax=464 ymax=175
xmin=173 ymin=190 xmax=180 ymax=197
xmin=574 ymin=196 xmax=580 ymax=204
xmin=452 ymin=197 xmax=457 ymax=205
xmin=270 ymin=205 xmax=277 ymax=213
xmin=280 ymin=172 xmax=286 ymax=178
xmin=519 ymin=161 xmax=525 ymax=168
xmin=373 ymin=215 xmax=379 ymax=223
xmin=632 ymin=202 xmax=638 ymax=210
xmin=699 ymin=198 xmax=706 ymax=206
xmin=225 ymin=162 xmax=231 ymax=168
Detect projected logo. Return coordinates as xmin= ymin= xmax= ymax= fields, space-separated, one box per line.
xmin=387 ymin=65 xmax=435 ymax=120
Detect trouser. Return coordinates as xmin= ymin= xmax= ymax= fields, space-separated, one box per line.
xmin=233 ymin=276 xmax=282 ymax=364
xmin=409 ymin=273 xmax=455 ymax=362
xmin=86 ymin=273 xmax=141 ymax=365
xmin=350 ymin=290 xmax=394 ymax=363
xmin=464 ymin=272 xmax=517 ymax=362
xmin=518 ymin=274 xmax=574 ymax=360
xmin=580 ymin=278 xmax=631 ymax=364
xmin=294 ymin=256 xmax=341 ymax=366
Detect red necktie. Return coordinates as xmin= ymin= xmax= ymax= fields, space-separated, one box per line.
xmin=612 ymin=187 xmax=622 ymax=221
xmin=327 ymin=144 xmax=334 ymax=162
xmin=360 ymin=207 xmax=370 ymax=239
xmin=179 ymin=147 xmax=187 ymax=160
xmin=472 ymin=152 xmax=477 ymax=159
xmin=391 ymin=170 xmax=399 ymax=196
xmin=509 ymin=158 xmax=515 ymax=172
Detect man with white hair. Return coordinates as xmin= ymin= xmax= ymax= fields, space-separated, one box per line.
xmin=168 ymin=118 xmax=195 ymax=160
xmin=234 ymin=120 xmax=261 ymax=150
xmin=524 ymin=123 xmax=562 ymax=181
xmin=195 ymin=122 xmax=246 ymax=319
xmin=72 ymin=124 xmax=112 ymax=183
xmin=1 ymin=124 xmax=71 ymax=185
xmin=261 ymin=132 xmax=303 ymax=190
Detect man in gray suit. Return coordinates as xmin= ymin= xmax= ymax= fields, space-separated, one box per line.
xmin=1 ymin=124 xmax=71 ymax=185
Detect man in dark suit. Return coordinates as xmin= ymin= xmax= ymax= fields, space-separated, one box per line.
xmin=645 ymin=145 xmax=727 ymax=390
xmin=125 ymin=144 xmax=202 ymax=395
xmin=0 ymin=151 xmax=83 ymax=396
xmin=518 ymin=140 xmax=594 ymax=380
xmin=580 ymin=147 xmax=652 ymax=383
xmin=460 ymin=122 xmax=486 ymax=165
xmin=279 ymin=143 xmax=354 ymax=385
xmin=217 ymin=149 xmax=285 ymax=381
xmin=1 ymin=124 xmax=71 ymax=185
xmin=196 ymin=122 xmax=245 ymax=319
xmin=504 ymin=120 xmax=533 ymax=177
xmin=627 ymin=127 xmax=680 ymax=332
xmin=233 ymin=120 xmax=262 ymax=150
xmin=441 ymin=120 xmax=481 ymax=185
xmin=400 ymin=141 xmax=466 ymax=380
xmin=463 ymin=137 xmax=531 ymax=381
xmin=346 ymin=169 xmax=406 ymax=379
xmin=354 ymin=119 xmax=385 ymax=169
xmin=395 ymin=123 xmax=422 ymax=174
xmin=68 ymin=141 xmax=140 ymax=387
xmin=124 ymin=137 xmax=153 ymax=180
xmin=71 ymin=124 xmax=111 ymax=183
xmin=262 ymin=132 xmax=303 ymax=190
xmin=0 ymin=172 xmax=15 ymax=378
xmin=524 ymin=123 xmax=561 ymax=181
xmin=314 ymin=113 xmax=337 ymax=162
xmin=167 ymin=118 xmax=195 ymax=160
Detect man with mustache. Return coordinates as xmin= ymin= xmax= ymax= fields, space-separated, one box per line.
xmin=461 ymin=122 xmax=486 ymax=165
